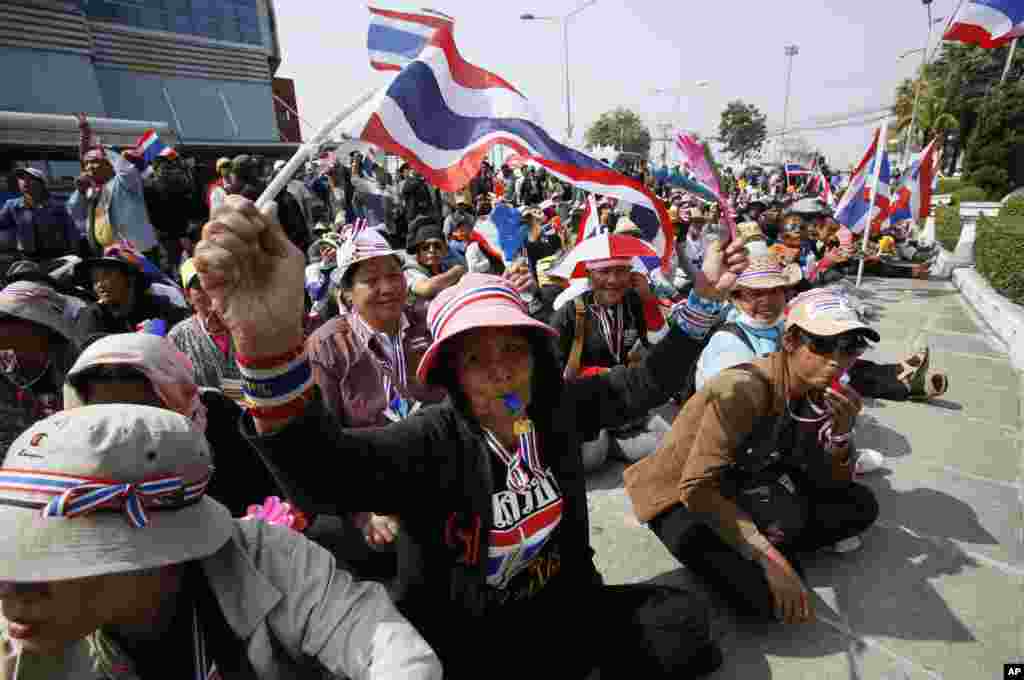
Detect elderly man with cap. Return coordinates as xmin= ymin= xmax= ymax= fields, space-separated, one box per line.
xmin=67 ymin=114 xmax=158 ymax=258
xmin=74 ymin=242 xmax=189 ymax=340
xmin=549 ymin=223 xmax=677 ymax=468
xmin=625 ymin=288 xmax=881 ymax=626
xmin=168 ymin=257 xmax=240 ymax=391
xmin=0 ymin=405 xmax=442 ymax=679
xmin=0 ymin=279 xmax=83 ymax=459
xmin=0 ymin=168 xmax=83 ymax=270
xmin=403 ymin=215 xmax=466 ymax=304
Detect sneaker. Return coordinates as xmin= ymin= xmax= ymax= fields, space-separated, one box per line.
xmin=827 ymin=536 xmax=863 ymax=554
xmin=854 ymin=448 xmax=885 ymax=475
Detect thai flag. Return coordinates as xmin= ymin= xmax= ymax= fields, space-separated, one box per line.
xmin=576 ymin=194 xmax=602 ymax=244
xmin=134 ymin=130 xmax=177 ymax=168
xmin=349 ymin=13 xmax=675 ymax=270
xmin=886 ymin=138 xmax=940 ymax=223
xmin=944 ymin=0 xmax=1024 ymax=48
xmin=807 ymin=167 xmax=834 ymax=207
xmin=368 ymin=4 xmax=454 ymax=71
xmin=487 ymin=498 xmax=562 ymax=588
xmin=784 ymin=162 xmax=811 ymax=185
xmin=834 ymin=129 xmax=892 ymax=235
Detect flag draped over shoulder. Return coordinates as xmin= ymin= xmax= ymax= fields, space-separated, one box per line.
xmin=352 ymin=6 xmax=675 ymax=269
xmin=834 ymin=129 xmax=891 ymax=235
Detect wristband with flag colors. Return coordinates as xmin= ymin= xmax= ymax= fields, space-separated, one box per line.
xmin=236 ymin=346 xmax=314 ymax=420
xmin=668 ymin=291 xmax=723 ymax=340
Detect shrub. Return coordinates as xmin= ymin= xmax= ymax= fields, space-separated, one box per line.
xmin=934 ymin=205 xmax=962 ymax=251
xmin=937 ymin=177 xmax=962 ymax=195
xmin=951 ymin=185 xmax=989 ymax=204
xmin=975 ymin=216 xmax=1024 ymax=306
xmin=1000 ymin=197 xmax=1024 ymax=225
xmin=966 ymin=166 xmax=1010 ymax=200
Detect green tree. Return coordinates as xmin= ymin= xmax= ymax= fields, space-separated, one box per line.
xmin=964 ymin=80 xmax=1024 ymax=199
xmin=584 ymin=108 xmax=652 ymax=156
xmin=717 ymin=100 xmax=767 ymax=165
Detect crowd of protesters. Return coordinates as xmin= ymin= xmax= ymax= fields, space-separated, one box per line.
xmin=0 ymin=113 xmax=953 ymax=678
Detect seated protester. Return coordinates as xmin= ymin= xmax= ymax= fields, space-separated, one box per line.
xmin=192 ymin=197 xmax=752 ymax=678
xmin=0 ymin=280 xmax=82 ymax=458
xmin=624 ymin=290 xmax=881 ymax=625
xmin=0 ymin=404 xmax=442 ymax=680
xmin=168 ymin=258 xmax=241 ymax=390
xmin=403 ymin=215 xmax=465 ymax=305
xmin=523 ymin=207 xmax=564 ymax=281
xmin=549 ymin=243 xmax=674 ymax=470
xmin=808 ymin=225 xmax=856 ymax=285
xmin=696 ymin=253 xmax=948 ymax=402
xmin=682 ymin=207 xmax=707 ymax=272
xmin=0 ymin=168 xmax=84 ymax=271
xmin=61 ymin=332 xmax=277 ymax=517
xmin=73 ymin=242 xmax=189 ymax=339
xmin=308 ymin=226 xmax=448 ymax=595
xmin=304 ymin=232 xmax=343 ymax=333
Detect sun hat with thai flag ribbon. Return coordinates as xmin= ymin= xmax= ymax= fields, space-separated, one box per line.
xmin=0 ymin=404 xmax=232 ymax=582
xmin=335 ymin=221 xmax=403 ymax=288
xmin=733 ymin=253 xmax=802 ymax=290
xmin=416 ymin=273 xmax=558 ymax=385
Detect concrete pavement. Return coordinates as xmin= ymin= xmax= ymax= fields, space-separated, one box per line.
xmin=586 ymin=276 xmax=1023 ymax=679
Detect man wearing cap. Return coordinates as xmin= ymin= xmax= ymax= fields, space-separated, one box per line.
xmin=168 ymin=258 xmax=240 ymax=390
xmin=625 ymin=289 xmax=880 ymax=626
xmin=404 ymin=215 xmax=466 ymax=304
xmin=0 ymin=168 xmax=83 ymax=270
xmin=0 ymin=404 xmax=442 ymax=679
xmin=67 ymin=114 xmax=159 ymax=258
xmin=0 ymin=280 xmax=83 ymax=459
xmin=74 ymin=243 xmax=189 ymax=340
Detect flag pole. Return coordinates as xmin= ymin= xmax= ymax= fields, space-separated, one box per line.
xmin=1000 ymin=37 xmax=1018 ymax=84
xmin=856 ymin=118 xmax=890 ymax=288
xmin=256 ymin=87 xmax=379 ymax=210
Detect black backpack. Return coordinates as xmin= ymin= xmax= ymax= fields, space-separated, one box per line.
xmin=674 ymin=321 xmax=755 ymax=405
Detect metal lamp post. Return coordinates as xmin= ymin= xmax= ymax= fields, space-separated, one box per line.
xmin=521 ymin=0 xmax=597 ymax=143
xmin=780 ymin=44 xmax=799 ymax=163
xmin=901 ymin=2 xmax=946 ymax=167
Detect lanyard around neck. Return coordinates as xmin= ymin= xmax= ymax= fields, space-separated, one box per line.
xmin=483 ymin=422 xmax=544 ymax=494
xmin=592 ymin=303 xmax=624 ymax=363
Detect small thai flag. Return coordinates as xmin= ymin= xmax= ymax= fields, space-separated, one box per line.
xmin=134 ymin=130 xmax=177 ymax=168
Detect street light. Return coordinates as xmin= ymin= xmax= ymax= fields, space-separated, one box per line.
xmin=901 ymin=2 xmax=945 ymax=166
xmin=780 ymin=44 xmax=799 ymax=162
xmin=521 ymin=0 xmax=598 ymax=143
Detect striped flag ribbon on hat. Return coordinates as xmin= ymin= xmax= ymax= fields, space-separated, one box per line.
xmin=353 ymin=5 xmax=675 ymax=271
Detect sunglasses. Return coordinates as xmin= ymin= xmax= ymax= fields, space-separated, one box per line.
xmin=799 ymin=331 xmax=870 ymax=358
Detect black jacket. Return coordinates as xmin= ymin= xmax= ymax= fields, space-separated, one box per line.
xmin=76 ymin=291 xmax=189 ymax=339
xmin=550 ymin=290 xmax=651 ymax=372
xmin=242 ymin=324 xmax=699 ymax=675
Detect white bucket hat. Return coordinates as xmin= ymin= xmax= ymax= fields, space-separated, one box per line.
xmin=0 ymin=404 xmax=233 ymax=582
xmin=335 ymin=224 xmax=402 ymax=286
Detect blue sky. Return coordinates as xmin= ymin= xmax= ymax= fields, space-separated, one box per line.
xmin=275 ymin=0 xmax=960 ymax=169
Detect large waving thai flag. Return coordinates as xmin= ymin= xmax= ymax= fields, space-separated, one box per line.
xmin=834 ymin=129 xmax=891 ymax=235
xmin=350 ymin=7 xmax=675 ymax=269
xmin=886 ymin=138 xmax=940 ymax=224
xmin=367 ymin=5 xmax=453 ymax=71
xmin=944 ymin=0 xmax=1024 ymax=48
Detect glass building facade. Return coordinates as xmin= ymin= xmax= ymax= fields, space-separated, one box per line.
xmin=81 ymin=0 xmax=264 ymax=46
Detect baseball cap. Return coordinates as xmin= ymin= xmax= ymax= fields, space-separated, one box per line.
xmin=785 ymin=289 xmax=880 ymax=342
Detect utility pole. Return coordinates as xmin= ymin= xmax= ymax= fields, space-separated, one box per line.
xmin=781 ymin=44 xmax=799 ymax=163
xmin=658 ymin=122 xmax=672 ymax=167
